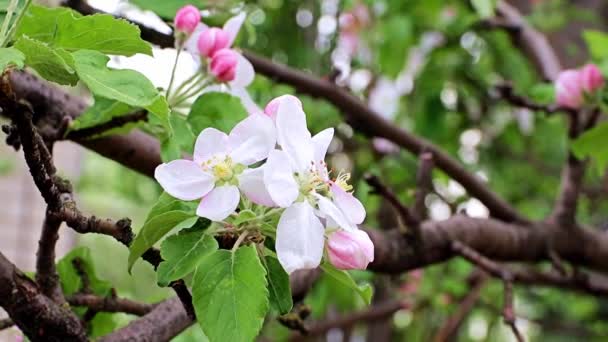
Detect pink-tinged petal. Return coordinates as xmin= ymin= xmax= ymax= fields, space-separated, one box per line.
xmin=228 ymin=113 xmax=276 ymax=165
xmin=193 ymin=128 xmax=229 ymax=164
xmin=223 ymin=12 xmax=246 ymax=46
xmin=330 ymin=184 xmax=366 ymax=224
xmin=264 ymin=150 xmax=299 ymax=207
xmin=196 ymin=185 xmax=240 ymax=221
xmin=315 ymin=194 xmax=357 ymax=232
xmin=264 ymin=95 xmax=302 ymax=120
xmin=154 ymin=160 xmax=215 ymax=200
xmin=229 ymin=53 xmax=255 ymax=88
xmin=238 ymin=166 xmax=276 ymax=206
xmin=197 ymin=27 xmax=230 ymax=58
xmin=276 ymin=96 xmax=314 ymax=172
xmin=276 ymin=202 xmax=325 ymax=274
xmin=209 ymin=48 xmax=238 ymax=82
xmin=579 ymin=64 xmax=604 ymax=93
xmin=327 ymin=229 xmax=374 ymax=270
xmin=174 ymin=5 xmax=201 ymax=34
xmin=311 ymin=128 xmax=334 ymax=163
xmin=555 ymin=69 xmax=583 ymax=109
xmin=184 ymin=23 xmax=208 ymax=55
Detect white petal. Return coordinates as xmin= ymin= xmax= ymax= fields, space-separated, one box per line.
xmin=183 ymin=23 xmax=208 ymax=56
xmin=264 ymin=150 xmax=299 ymax=207
xmin=229 ymin=54 xmax=255 ymax=88
xmin=154 ymin=160 xmax=215 ymax=201
xmin=311 ymin=128 xmax=334 ymax=163
xmin=228 ymin=114 xmax=276 ymax=165
xmin=331 ymin=184 xmax=366 ymax=224
xmin=193 ymin=128 xmax=229 ymax=164
xmin=223 ymin=12 xmax=246 ymax=46
xmin=276 ymin=202 xmax=325 ymax=274
xmin=238 ymin=166 xmax=275 ymax=206
xmin=276 ymin=96 xmax=313 ymax=172
xmin=196 ymin=185 xmax=240 ymax=221
xmin=315 ymin=194 xmax=357 ymax=232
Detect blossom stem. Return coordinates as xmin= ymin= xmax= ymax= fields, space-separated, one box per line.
xmin=170 ymin=71 xmax=202 ymax=101
xmin=165 ymin=48 xmax=182 ymax=100
xmin=170 ymin=78 xmax=210 ymax=107
xmin=232 ymin=231 xmax=249 ymax=252
xmin=0 ymin=0 xmax=22 ymax=47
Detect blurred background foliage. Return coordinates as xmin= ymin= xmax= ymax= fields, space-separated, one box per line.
xmin=16 ymin=0 xmax=608 ymax=340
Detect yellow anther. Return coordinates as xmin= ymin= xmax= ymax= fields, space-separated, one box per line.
xmin=212 ymin=161 xmax=233 ymax=181
xmin=335 ymin=171 xmax=353 ymax=192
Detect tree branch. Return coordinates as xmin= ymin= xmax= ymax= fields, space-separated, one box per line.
xmin=413 ymin=152 xmax=434 ymax=220
xmin=67 ymin=293 xmax=155 ymax=316
xmin=36 ymin=210 xmax=65 ymax=304
xmin=65 ymin=110 xmax=148 ymax=141
xmin=0 ymin=251 xmax=87 ymax=341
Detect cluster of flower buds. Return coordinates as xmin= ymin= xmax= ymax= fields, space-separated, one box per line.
xmin=555 ymin=64 xmax=604 ymax=109
xmin=154 ymin=95 xmax=374 ymax=273
xmin=174 ymin=5 xmax=251 ymax=83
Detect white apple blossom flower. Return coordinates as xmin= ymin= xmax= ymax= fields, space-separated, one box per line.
xmin=263 ymin=96 xmax=366 ymax=273
xmin=154 ymin=114 xmax=276 ymax=221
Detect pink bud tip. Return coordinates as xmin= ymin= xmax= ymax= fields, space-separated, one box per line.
xmin=579 ymin=63 xmax=604 ymax=94
xmin=264 ymin=95 xmax=303 ymax=119
xmin=198 ymin=27 xmax=231 ymax=58
xmin=327 ymin=230 xmax=374 ymax=270
xmin=174 ymin=5 xmax=200 ymax=34
xmin=209 ymin=48 xmax=239 ymax=82
xmin=555 ymin=69 xmax=584 ymax=109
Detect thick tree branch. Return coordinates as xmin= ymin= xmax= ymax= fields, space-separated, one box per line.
xmin=65 ymin=110 xmax=148 ymax=141
xmin=0 ymin=251 xmax=87 ymax=341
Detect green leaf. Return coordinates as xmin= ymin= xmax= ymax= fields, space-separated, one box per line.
xmin=320 ymin=262 xmax=373 ymax=305
xmin=157 ymin=226 xmax=218 ymax=287
xmin=232 ymin=209 xmax=256 ymax=225
xmin=127 ymin=192 xmax=198 ymax=272
xmin=377 ymin=16 xmax=413 ymax=78
xmin=14 ymin=36 xmax=78 ymax=85
xmin=193 ymin=246 xmax=269 ymax=342
xmin=583 ymin=30 xmax=608 ymax=61
xmin=262 ymin=255 xmax=292 ymax=314
xmin=187 ymin=92 xmax=248 ymax=134
xmin=69 ymin=96 xmax=134 ymax=131
xmin=71 ymin=50 xmax=170 ymax=129
xmin=572 ymin=121 xmax=608 ymax=173
xmin=130 ymin=0 xmax=203 ymax=19
xmin=171 ymin=113 xmax=196 ymax=154
xmin=0 ymin=47 xmax=24 ymax=72
xmin=528 ymin=83 xmax=556 ymax=105
xmin=471 ymin=0 xmax=496 ymax=19
xmin=160 ymin=136 xmax=182 ymax=162
xmin=16 ymin=5 xmax=151 ymax=56
xmin=57 ymin=247 xmax=112 ymax=296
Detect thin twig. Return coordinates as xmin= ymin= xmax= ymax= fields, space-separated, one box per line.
xmin=65 ymin=110 xmax=148 ymax=141
xmin=413 ymin=152 xmax=434 ymax=220
xmin=68 ymin=293 xmax=155 ymax=317
xmin=36 ymin=210 xmax=65 ymax=304
xmin=503 ymin=276 xmax=525 ymax=342
xmin=494 ymin=83 xmax=575 ymax=116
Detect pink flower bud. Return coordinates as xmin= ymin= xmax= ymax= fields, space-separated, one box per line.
xmin=209 ymin=48 xmax=238 ymax=82
xmin=264 ymin=95 xmax=303 ymax=119
xmin=579 ymin=64 xmax=604 ymax=94
xmin=327 ymin=230 xmax=374 ymax=270
xmin=197 ymin=27 xmax=231 ymax=58
xmin=555 ymin=69 xmax=583 ymax=109
xmin=174 ymin=5 xmax=200 ymax=34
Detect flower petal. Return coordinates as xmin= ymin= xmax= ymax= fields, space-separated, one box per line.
xmin=276 ymin=96 xmax=313 ymax=171
xmin=276 ymin=202 xmax=325 ymax=274
xmin=238 ymin=166 xmax=275 ymax=206
xmin=184 ymin=23 xmax=208 ymax=56
xmin=229 ymin=54 xmax=255 ymax=88
xmin=311 ymin=128 xmax=334 ymax=163
xmin=223 ymin=12 xmax=246 ymax=46
xmin=330 ymin=184 xmax=366 ymax=224
xmin=193 ymin=127 xmax=229 ymax=164
xmin=264 ymin=149 xmax=299 ymax=207
xmin=315 ymin=194 xmax=357 ymax=232
xmin=228 ymin=114 xmax=276 ymax=165
xmin=154 ymin=160 xmax=215 ymax=200
xmin=196 ymin=185 xmax=240 ymax=221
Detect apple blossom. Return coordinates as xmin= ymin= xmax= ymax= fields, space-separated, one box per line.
xmin=579 ymin=64 xmax=604 ymax=94
xmin=327 ymin=229 xmax=374 ymax=270
xmin=174 ymin=5 xmax=200 ymax=35
xmin=555 ymin=69 xmax=584 ymax=109
xmin=263 ymin=94 xmax=302 ymax=120
xmin=209 ymin=49 xmax=238 ymax=82
xmin=197 ymin=27 xmax=231 ymax=58
xmin=154 ymin=114 xmax=276 ymax=221
xmin=262 ymin=95 xmax=368 ymax=273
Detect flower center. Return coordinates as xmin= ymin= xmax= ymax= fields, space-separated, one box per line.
xmin=213 ymin=161 xmax=233 ymax=181
xmin=334 ymin=171 xmax=353 ymax=192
